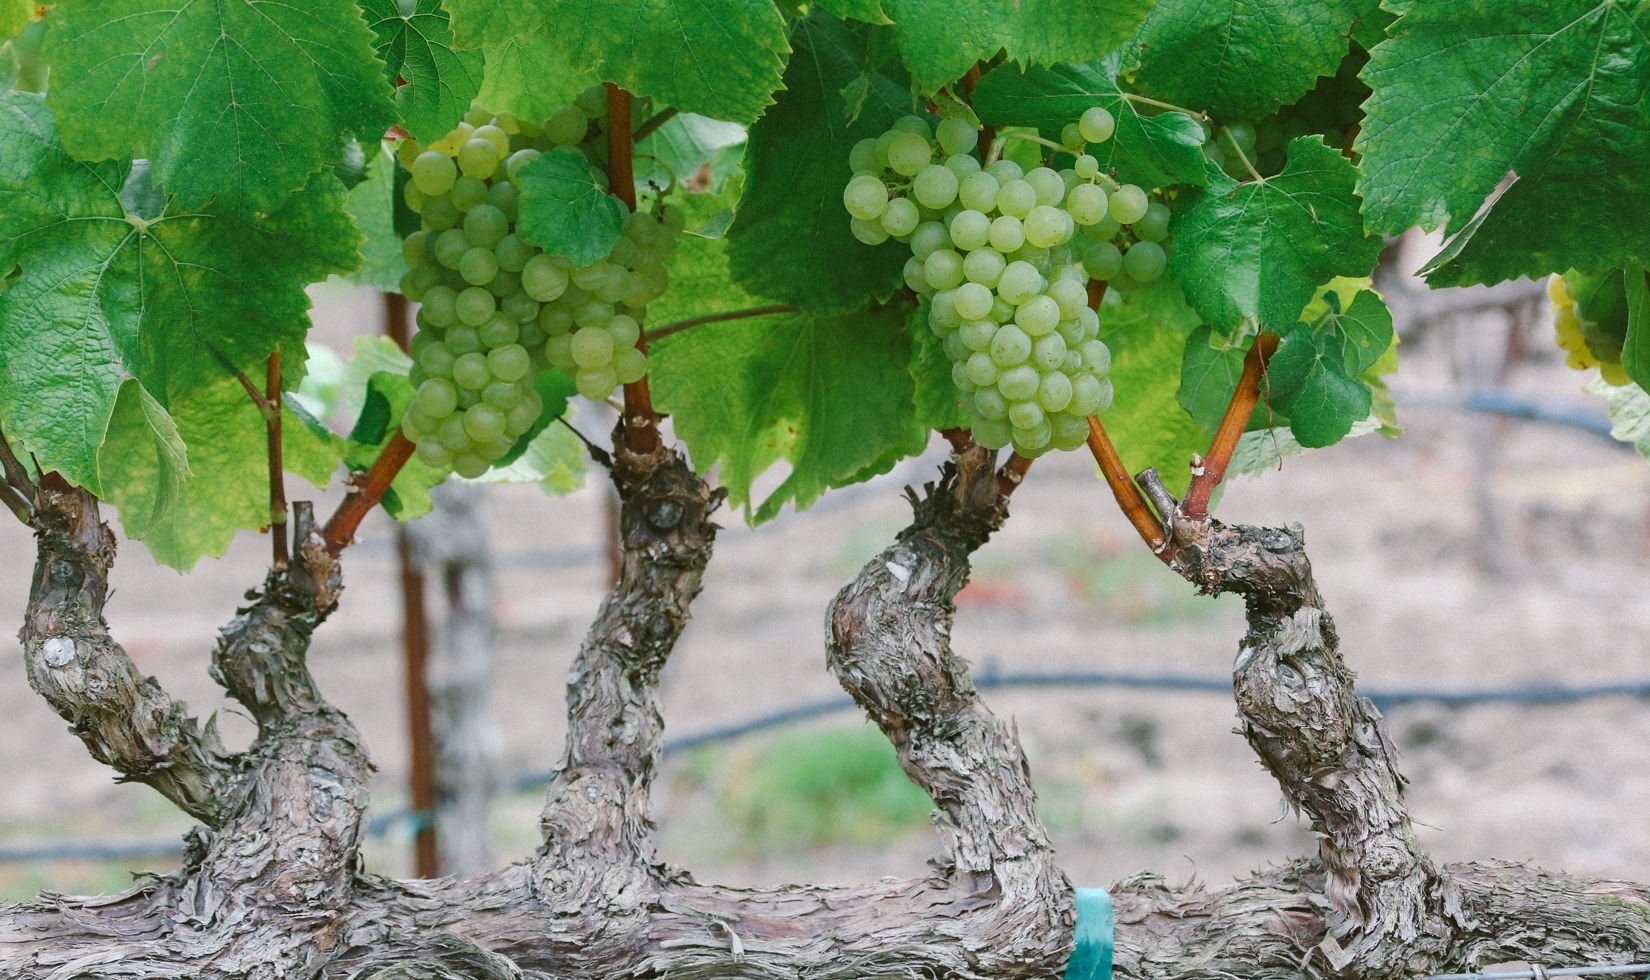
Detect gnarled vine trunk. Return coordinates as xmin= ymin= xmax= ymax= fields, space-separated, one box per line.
xmin=2 ymin=444 xmax=1648 ymax=978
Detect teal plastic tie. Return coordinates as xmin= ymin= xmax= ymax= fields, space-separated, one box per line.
xmin=1063 ymin=887 xmax=1114 ymax=980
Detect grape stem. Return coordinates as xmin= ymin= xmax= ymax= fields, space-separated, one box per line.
xmin=646 ymin=304 xmax=799 ymax=343
xmin=265 ymin=351 xmax=289 ymax=570
xmin=605 ymin=83 xmax=660 ymax=456
xmin=634 ymin=153 xmax=678 ymax=195
xmin=1178 ymin=331 xmax=1279 ymax=519
xmin=0 ymin=423 xmax=32 ymax=524
xmin=1119 ymin=92 xmax=1204 ymax=117
xmin=996 ymin=452 xmax=1032 ymax=498
xmin=1221 ymin=128 xmax=1265 ymax=183
xmin=630 ymin=106 xmax=678 ymax=144
xmin=1086 ymin=415 xmax=1169 ymax=560
xmin=321 ymin=429 xmax=416 ymax=555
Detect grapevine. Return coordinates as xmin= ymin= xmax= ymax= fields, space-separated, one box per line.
xmin=394 ymin=91 xmax=682 ymax=477
xmin=842 ymin=109 xmax=1182 ymax=457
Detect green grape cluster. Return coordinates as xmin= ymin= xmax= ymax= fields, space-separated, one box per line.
xmin=843 ymin=108 xmax=1177 ymax=456
xmin=395 ymin=93 xmax=682 ymax=477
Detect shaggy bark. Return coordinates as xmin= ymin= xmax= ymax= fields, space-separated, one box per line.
xmin=4 ymin=444 xmax=1650 ymax=978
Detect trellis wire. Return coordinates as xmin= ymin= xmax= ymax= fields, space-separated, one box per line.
xmin=1426 ymin=964 xmax=1650 ymax=979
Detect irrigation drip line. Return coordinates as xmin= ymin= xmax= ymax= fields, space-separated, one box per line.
xmin=8 ymin=668 xmax=1649 ymax=867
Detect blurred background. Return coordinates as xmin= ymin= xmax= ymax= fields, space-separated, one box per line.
xmin=0 ymin=232 xmax=1646 ymax=901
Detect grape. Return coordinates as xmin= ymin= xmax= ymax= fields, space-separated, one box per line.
xmin=1074 ymin=154 xmax=1100 ymax=179
xmin=570 ymin=327 xmax=616 ymax=368
xmin=881 ymin=198 xmax=920 ymax=238
xmin=989 ymin=325 xmax=1032 ymax=366
xmin=456 ymin=286 xmax=497 ymax=326
xmin=997 ymin=364 xmax=1039 ymax=400
xmin=849 ymin=137 xmax=880 ymax=173
xmin=988 ymin=215 xmax=1026 ymax=253
xmin=913 ymin=165 xmax=959 ymax=209
xmin=985 ymin=159 xmax=1024 ymax=182
xmin=958 ymin=171 xmax=1000 ymax=212
xmin=891 ymin=115 xmax=931 ymax=137
xmin=463 ymin=404 xmax=508 ymax=442
xmin=419 ymin=344 xmax=456 ymax=380
xmin=453 ymin=454 xmax=490 ymax=479
xmin=607 ymin=314 xmax=641 ymax=348
xmin=1079 ymin=106 xmax=1116 ymax=144
xmin=844 ymin=174 xmax=890 ymax=220
xmin=1109 ymin=184 xmax=1149 ymax=225
xmin=1013 ymin=418 xmax=1053 ymax=453
xmin=1025 ymin=168 xmax=1065 ymax=206
xmin=576 ymin=366 xmax=619 ymax=401
xmin=487 ymin=344 xmax=531 ymax=382
xmin=614 ymin=347 xmax=648 ymax=384
xmin=1067 ymin=184 xmax=1108 ymax=225
xmin=997 ymin=261 xmax=1042 ymax=305
xmin=972 ymin=417 xmax=1013 ymax=449
xmin=420 ymin=195 xmax=460 ymax=231
xmin=1016 ymin=296 xmax=1060 ymax=337
xmin=1036 ymin=372 xmax=1073 ymax=413
xmin=1008 ymin=400 xmax=1044 ymax=430
xmin=522 ymin=254 xmax=570 ymax=301
xmin=433 ymin=229 xmax=469 ymax=269
xmin=1082 ymin=241 xmax=1124 ymax=280
xmin=953 ymin=282 xmax=994 ymax=320
xmin=1122 ymin=240 xmax=1166 ymax=282
xmin=886 ymin=131 xmax=932 ymax=176
xmin=1047 ymin=279 xmax=1087 ymax=320
xmin=451 ymin=175 xmax=489 ymax=211
xmin=487 ymin=180 xmax=520 ymax=221
xmin=903 ymin=256 xmax=928 ymax=293
xmin=402 ymin=230 xmax=431 ymax=267
xmin=1061 ymin=123 xmax=1085 ymax=150
xmin=1069 ymin=373 xmax=1107 ymax=415
xmin=463 ymin=204 xmax=509 ymax=248
xmin=1031 ymin=332 xmax=1067 ymax=370
xmin=452 ymin=352 xmax=491 ymax=390
xmin=411 ymin=150 xmax=458 ymax=196
xmin=851 ymin=217 xmax=890 ymax=245
xmin=910 ymin=222 xmax=950 ymax=260
xmin=416 ymin=440 xmax=455 ymax=469
xmin=473 ymin=124 xmax=510 ymax=155
xmin=459 ymin=247 xmax=499 ymax=286
xmin=505 ymin=148 xmax=540 ymax=181
xmin=458 ymin=138 xmax=500 ymax=179
xmin=1132 ymin=202 xmax=1172 ymax=243
xmin=936 ymin=117 xmax=977 ymax=156
xmin=973 ymin=388 xmax=1008 ymax=420
xmin=959 ymin=320 xmax=996 ymax=352
xmin=1078 ymin=339 xmax=1111 ymax=375
xmin=483 ymin=380 xmax=525 ymax=410
xmin=963 ymin=247 xmax=1006 ymax=287
xmin=415 ymin=378 xmax=459 ymax=417
xmin=421 ymin=286 xmax=459 ymax=327
xmin=923 ymin=249 xmax=965 ymax=290
xmin=495 ymin=234 xmax=534 ymax=272
xmin=996 ymin=179 xmax=1036 ymax=218
xmin=504 ymin=398 xmax=540 ymax=434
xmin=545 ymin=105 xmax=588 ymax=145
xmin=948 ymin=210 xmax=991 ymax=251
xmin=1024 ymin=205 xmax=1069 ymax=248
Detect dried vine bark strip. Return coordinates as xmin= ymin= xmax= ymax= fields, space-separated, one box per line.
xmin=20 ymin=478 xmax=233 ymax=824
xmin=536 ymin=443 xmax=724 ymax=872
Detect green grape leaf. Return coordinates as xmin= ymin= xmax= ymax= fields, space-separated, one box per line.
xmin=653 ymin=303 xmax=918 ymax=521
xmin=0 ymin=94 xmax=361 ymax=495
xmin=817 ymin=0 xmax=891 ymax=24
xmin=0 ymin=1 xmax=31 ymax=41
xmin=473 ymin=35 xmax=584 ymax=125
xmin=1169 ymin=138 xmax=1381 ymax=334
xmin=1131 ymin=0 xmax=1363 ymax=119
xmin=882 ymin=0 xmax=1152 ymax=94
xmin=99 ymin=376 xmax=341 ymax=570
xmin=970 ymin=59 xmax=1209 ymax=189
xmin=1177 ymin=326 xmax=1247 ymax=433
xmin=345 ymin=145 xmax=410 ymax=292
xmin=1360 ymin=1 xmax=1650 ymax=285
xmin=634 ymin=113 xmax=747 ymax=195
xmin=516 ymin=149 xmax=625 ymax=266
xmin=910 ymin=307 xmax=970 ymax=432
xmin=1625 ymin=263 xmax=1650 ymax=393
xmin=1264 ymin=324 xmax=1371 ymax=448
xmin=1317 ymin=288 xmax=1393 ymax=376
xmin=1589 ymin=376 xmax=1650 ymax=461
xmin=1096 ymin=280 xmax=1209 ymax=497
xmin=454 ymin=0 xmax=788 ymax=123
xmin=97 ymin=381 xmax=190 ymax=541
xmin=42 ymin=0 xmax=394 ymax=214
xmin=360 ymin=0 xmax=483 ymax=144
xmin=727 ymin=10 xmax=907 ymax=313
xmin=652 ymin=229 xmax=921 ymax=521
